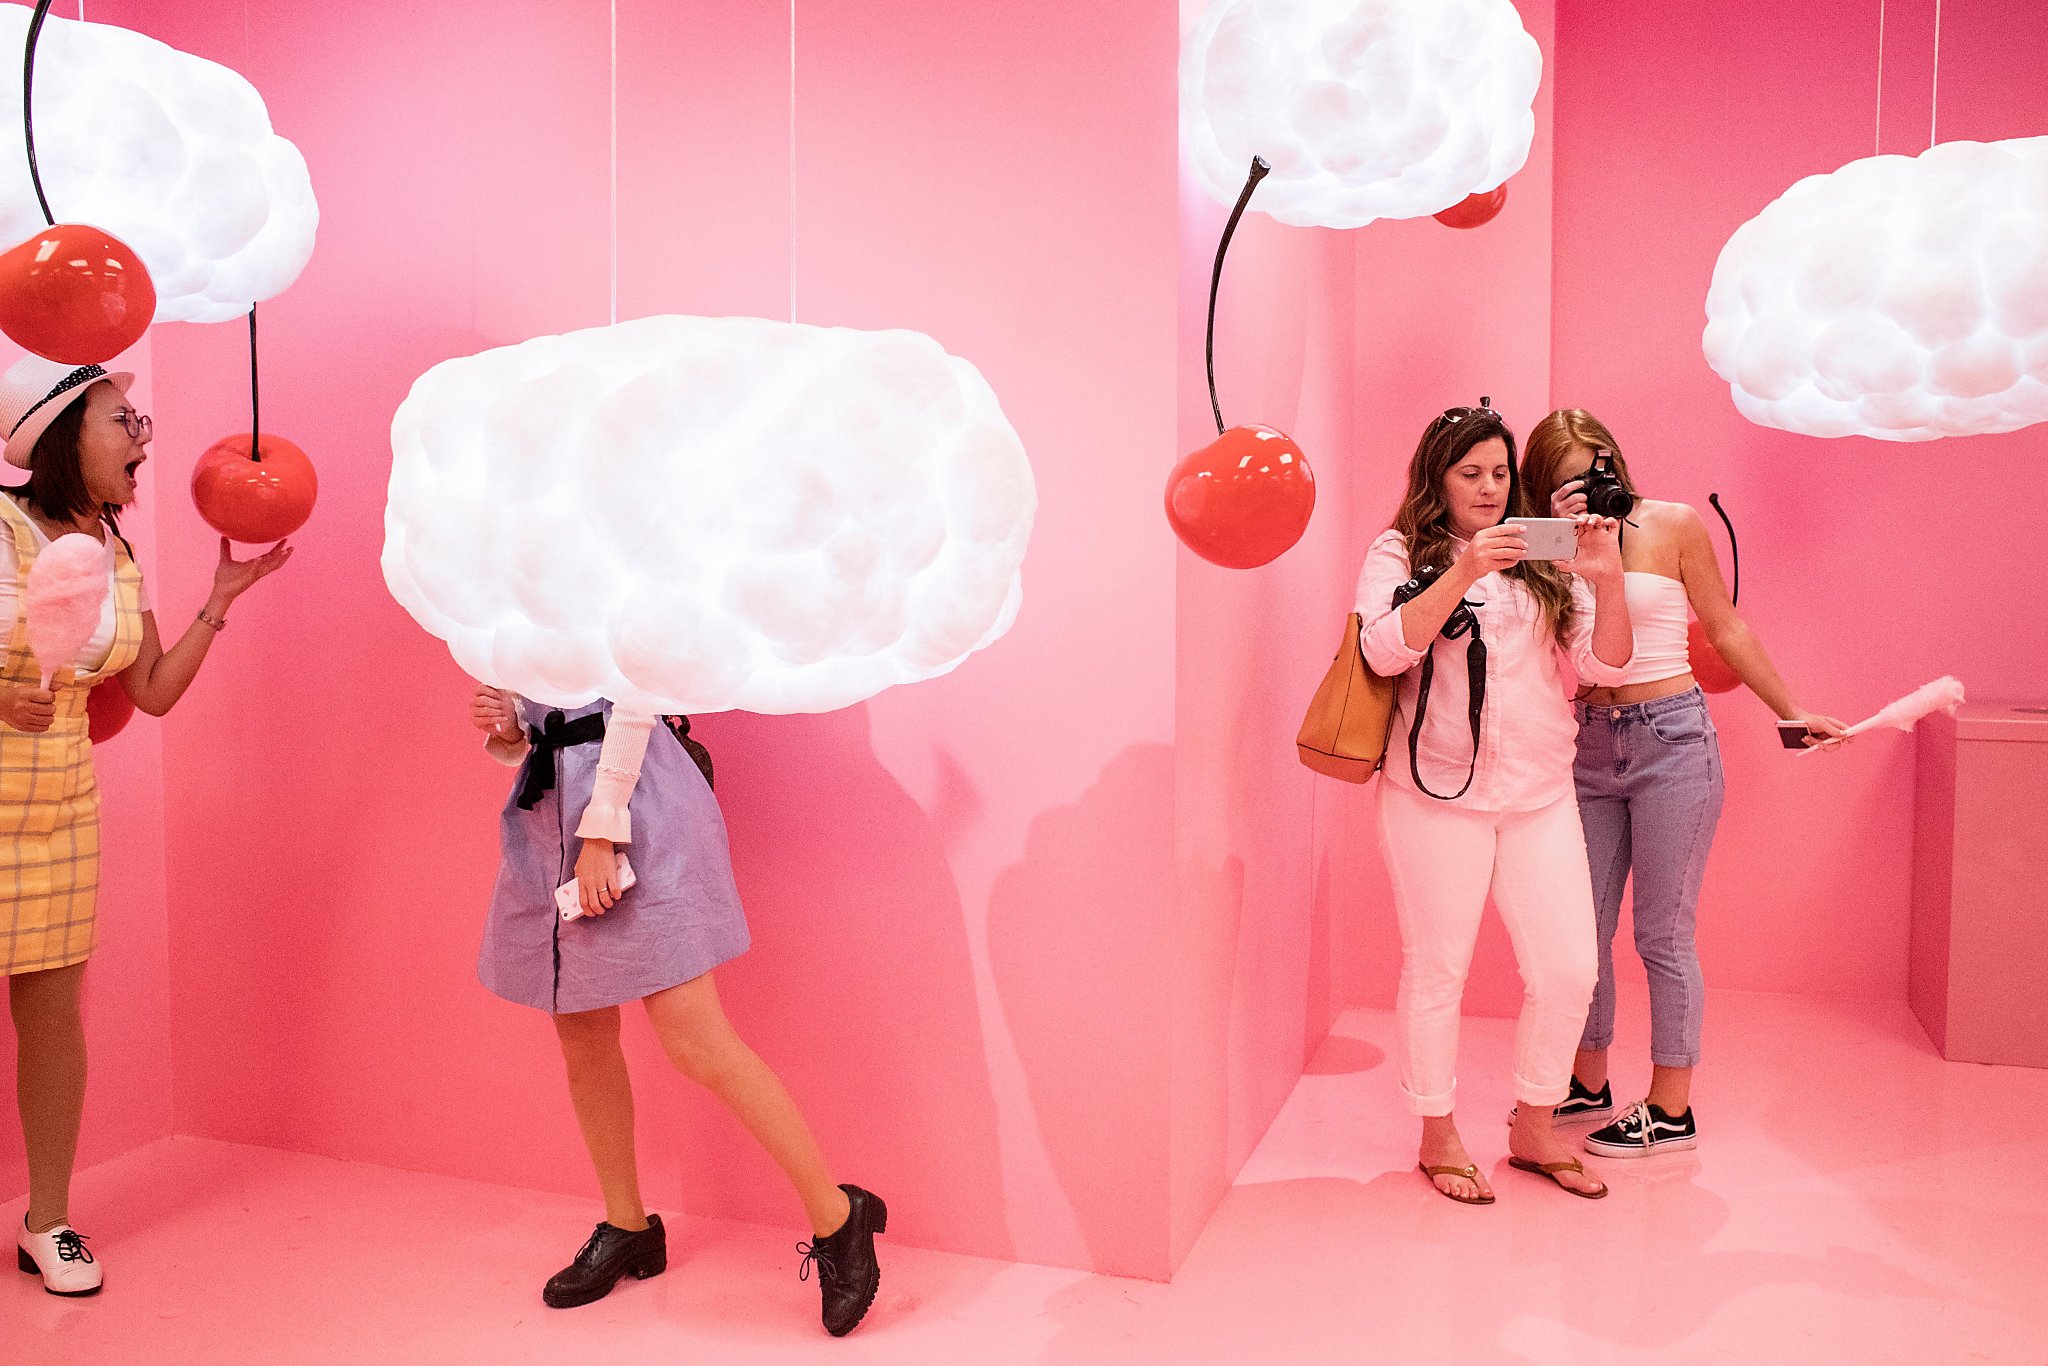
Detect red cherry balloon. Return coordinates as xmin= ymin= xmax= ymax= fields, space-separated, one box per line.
xmin=86 ymin=679 xmax=136 ymax=743
xmin=1688 ymin=620 xmax=1741 ymax=693
xmin=192 ymin=433 xmax=318 ymax=543
xmin=1165 ymin=424 xmax=1316 ymax=569
xmin=1434 ymin=184 xmax=1508 ymax=230
xmin=0 ymin=223 xmax=156 ymax=365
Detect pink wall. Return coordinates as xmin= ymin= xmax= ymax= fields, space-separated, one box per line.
xmin=24 ymin=0 xmax=2042 ymax=1272
xmin=126 ymin=0 xmax=1196 ymax=1279
xmin=1550 ymin=0 xmax=2048 ymax=1003
xmin=1167 ymin=0 xmax=1559 ymax=1253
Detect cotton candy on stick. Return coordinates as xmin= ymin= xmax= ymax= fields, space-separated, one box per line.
xmin=1799 ymin=676 xmax=1966 ymax=755
xmin=24 ymin=534 xmax=111 ymax=689
xmin=1845 ymin=676 xmax=1967 ymax=735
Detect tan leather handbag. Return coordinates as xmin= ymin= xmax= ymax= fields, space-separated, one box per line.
xmin=1296 ymin=613 xmax=1397 ymax=783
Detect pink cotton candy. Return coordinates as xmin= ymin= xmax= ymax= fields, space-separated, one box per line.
xmin=1846 ymin=676 xmax=1967 ymax=737
xmin=25 ymin=533 xmax=112 ymax=688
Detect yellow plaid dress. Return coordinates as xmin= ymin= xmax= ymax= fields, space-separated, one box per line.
xmin=0 ymin=494 xmax=144 ymax=976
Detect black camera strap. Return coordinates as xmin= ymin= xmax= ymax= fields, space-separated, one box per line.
xmin=1407 ymin=615 xmax=1486 ymax=801
xmin=1392 ymin=568 xmax=1486 ymax=802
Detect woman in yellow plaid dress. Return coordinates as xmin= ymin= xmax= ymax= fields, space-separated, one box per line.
xmin=0 ymin=356 xmax=289 ymax=1295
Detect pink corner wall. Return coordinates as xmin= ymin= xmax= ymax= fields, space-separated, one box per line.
xmin=1168 ymin=0 xmax=1558 ymax=1256
xmin=123 ymin=0 xmax=1192 ymax=1280
xmin=20 ymin=0 xmax=2046 ymax=1282
xmin=1549 ymin=0 xmax=2048 ymax=1003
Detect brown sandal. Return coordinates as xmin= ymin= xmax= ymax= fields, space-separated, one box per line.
xmin=1508 ymin=1155 xmax=1608 ymax=1199
xmin=1418 ymin=1162 xmax=1495 ymax=1205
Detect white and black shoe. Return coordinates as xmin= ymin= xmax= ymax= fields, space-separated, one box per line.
xmin=17 ymin=1220 xmax=102 ymax=1297
xmin=1506 ymin=1075 xmax=1614 ymax=1127
xmin=1584 ymin=1101 xmax=1697 ymax=1158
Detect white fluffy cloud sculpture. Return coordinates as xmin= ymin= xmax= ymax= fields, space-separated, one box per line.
xmin=0 ymin=8 xmax=317 ymax=324
xmin=1704 ymin=138 xmax=2048 ymax=442
xmin=385 ymin=316 xmax=1036 ymax=716
xmin=1180 ymin=0 xmax=1541 ymax=229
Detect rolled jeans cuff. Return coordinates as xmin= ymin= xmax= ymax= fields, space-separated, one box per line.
xmin=1514 ymin=1072 xmax=1572 ymax=1109
xmin=1404 ymin=1080 xmax=1457 ymax=1118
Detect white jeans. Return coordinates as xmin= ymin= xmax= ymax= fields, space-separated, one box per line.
xmin=1376 ymin=782 xmax=1599 ymax=1116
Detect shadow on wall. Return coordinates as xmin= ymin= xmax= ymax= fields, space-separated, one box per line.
xmin=693 ymin=703 xmax=1008 ymax=1262
xmin=988 ymin=743 xmax=1178 ymax=1280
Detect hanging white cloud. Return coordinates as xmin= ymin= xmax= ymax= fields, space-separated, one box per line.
xmin=0 ymin=8 xmax=317 ymax=325
xmin=1703 ymin=138 xmax=2048 ymax=442
xmin=1180 ymin=0 xmax=1541 ymax=229
xmin=384 ymin=316 xmax=1036 ymax=716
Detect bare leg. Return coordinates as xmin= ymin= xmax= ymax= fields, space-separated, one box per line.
xmin=1509 ymin=1104 xmax=1606 ymax=1195
xmin=551 ymin=1006 xmax=649 ymax=1232
xmin=11 ymin=963 xmax=88 ymax=1234
xmin=1646 ymin=1063 xmax=1693 ymax=1115
xmin=642 ymin=973 xmax=850 ymax=1238
xmin=1418 ymin=1113 xmax=1491 ymax=1201
xmin=1574 ymin=1045 xmax=1609 ymax=1093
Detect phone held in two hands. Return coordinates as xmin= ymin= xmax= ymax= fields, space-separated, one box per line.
xmin=1501 ymin=516 xmax=1580 ymax=561
xmin=555 ymin=853 xmax=637 ymax=922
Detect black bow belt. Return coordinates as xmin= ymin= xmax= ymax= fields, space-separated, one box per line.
xmin=515 ymin=710 xmax=607 ymax=811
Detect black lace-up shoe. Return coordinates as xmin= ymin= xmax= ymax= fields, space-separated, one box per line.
xmin=798 ymin=1185 xmax=887 ymax=1337
xmin=541 ymin=1215 xmax=667 ymax=1308
xmin=1507 ymin=1075 xmax=1614 ymax=1127
xmin=1584 ymin=1101 xmax=1698 ymax=1157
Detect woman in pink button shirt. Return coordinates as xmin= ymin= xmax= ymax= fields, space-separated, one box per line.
xmin=1355 ymin=401 xmax=1632 ymax=1203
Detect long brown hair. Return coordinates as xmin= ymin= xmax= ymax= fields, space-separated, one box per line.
xmin=1391 ymin=406 xmax=1577 ymax=645
xmin=1523 ymin=407 xmax=1637 ymax=506
xmin=13 ymin=381 xmax=124 ymax=536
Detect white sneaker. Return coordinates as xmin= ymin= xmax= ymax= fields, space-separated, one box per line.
xmin=17 ymin=1220 xmax=102 ymax=1296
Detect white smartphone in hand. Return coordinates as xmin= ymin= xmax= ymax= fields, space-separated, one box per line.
xmin=557 ymin=853 xmax=637 ymax=922
xmin=1503 ymin=516 xmax=1580 ymax=561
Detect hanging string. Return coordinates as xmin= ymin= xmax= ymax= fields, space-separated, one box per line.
xmin=609 ymin=0 xmax=618 ymax=326
xmin=1873 ymin=0 xmax=1886 ymax=156
xmin=1929 ymin=0 xmax=1942 ymax=148
xmin=788 ymin=0 xmax=797 ymax=324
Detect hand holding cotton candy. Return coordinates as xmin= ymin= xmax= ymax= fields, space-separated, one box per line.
xmin=1798 ymin=676 xmax=1966 ymax=756
xmin=1845 ymin=676 xmax=1967 ymax=737
xmin=24 ymin=533 xmax=110 ymax=688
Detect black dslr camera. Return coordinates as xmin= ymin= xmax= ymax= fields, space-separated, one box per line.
xmin=1392 ymin=562 xmax=1477 ymax=639
xmin=1577 ymin=449 xmax=1635 ymax=520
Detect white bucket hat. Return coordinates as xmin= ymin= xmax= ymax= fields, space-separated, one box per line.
xmin=0 ymin=354 xmax=135 ymax=471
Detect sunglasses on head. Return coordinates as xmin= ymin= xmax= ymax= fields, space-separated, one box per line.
xmin=1433 ymin=395 xmax=1500 ymax=427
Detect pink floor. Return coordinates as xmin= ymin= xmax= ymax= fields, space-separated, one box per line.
xmin=9 ymin=989 xmax=2047 ymax=1365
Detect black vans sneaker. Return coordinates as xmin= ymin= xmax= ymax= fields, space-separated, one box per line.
xmin=1584 ymin=1101 xmax=1697 ymax=1157
xmin=1506 ymin=1075 xmax=1614 ymax=1127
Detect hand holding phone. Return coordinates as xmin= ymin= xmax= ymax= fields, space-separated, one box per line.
xmin=1502 ymin=517 xmax=1579 ymax=561
xmin=558 ymin=853 xmax=637 ymax=921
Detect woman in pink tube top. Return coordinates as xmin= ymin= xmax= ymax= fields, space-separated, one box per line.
xmin=1519 ymin=409 xmax=1850 ymax=1160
